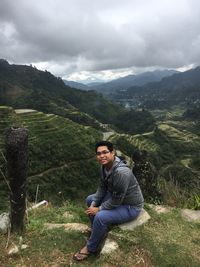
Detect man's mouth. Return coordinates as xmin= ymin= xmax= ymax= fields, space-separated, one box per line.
xmin=100 ymin=159 xmax=107 ymax=163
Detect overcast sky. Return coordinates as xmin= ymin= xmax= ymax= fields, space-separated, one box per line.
xmin=0 ymin=0 xmax=200 ymax=83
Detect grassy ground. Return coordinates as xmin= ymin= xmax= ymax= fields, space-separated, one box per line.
xmin=0 ymin=202 xmax=200 ymax=267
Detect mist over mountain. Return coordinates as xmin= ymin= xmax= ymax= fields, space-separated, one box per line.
xmin=63 ymin=79 xmax=89 ymax=90
xmin=62 ymin=69 xmax=178 ymax=93
xmin=91 ymin=69 xmax=178 ymax=94
xmin=87 ymin=81 xmax=105 ymax=87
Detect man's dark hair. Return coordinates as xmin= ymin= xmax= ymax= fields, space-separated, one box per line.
xmin=95 ymin=141 xmax=114 ymax=153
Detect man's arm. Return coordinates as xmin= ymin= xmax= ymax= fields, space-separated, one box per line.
xmin=92 ymin=178 xmax=107 ymax=206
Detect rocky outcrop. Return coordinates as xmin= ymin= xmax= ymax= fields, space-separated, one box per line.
xmin=119 ymin=209 xmax=151 ymax=231
xmin=0 ymin=213 xmax=9 ymax=234
xmin=148 ymin=204 xmax=173 ymax=214
xmin=44 ymin=222 xmax=88 ymax=232
xmin=181 ymin=209 xmax=200 ymax=222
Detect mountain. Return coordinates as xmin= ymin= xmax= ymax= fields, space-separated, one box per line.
xmin=112 ymin=66 xmax=200 ymax=109
xmin=0 ymin=59 xmax=155 ymax=134
xmin=92 ymin=69 xmax=178 ymax=94
xmin=87 ymin=81 xmax=105 ymax=87
xmin=63 ymin=79 xmax=90 ymax=90
xmin=63 ymin=80 xmax=105 ymax=90
xmin=0 ymin=59 xmax=122 ymax=126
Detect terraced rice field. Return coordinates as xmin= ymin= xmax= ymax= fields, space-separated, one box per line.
xmin=0 ymin=106 xmax=101 ymax=207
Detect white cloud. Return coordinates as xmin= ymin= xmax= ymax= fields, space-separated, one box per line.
xmin=0 ymin=0 xmax=200 ymax=81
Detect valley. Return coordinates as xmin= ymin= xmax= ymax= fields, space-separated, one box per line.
xmin=0 ymin=61 xmax=200 ymax=211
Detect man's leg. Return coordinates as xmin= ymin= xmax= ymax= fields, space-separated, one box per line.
xmin=85 ymin=192 xmax=112 ymax=227
xmin=87 ymin=205 xmax=140 ymax=252
xmin=86 ymin=194 xmax=95 ymax=206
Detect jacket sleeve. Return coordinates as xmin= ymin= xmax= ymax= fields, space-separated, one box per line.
xmin=92 ymin=177 xmax=107 ymax=206
xmin=101 ymin=167 xmax=131 ymax=210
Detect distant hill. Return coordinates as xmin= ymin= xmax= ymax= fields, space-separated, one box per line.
xmin=63 ymin=80 xmax=105 ymax=90
xmin=112 ymin=67 xmax=200 ymax=109
xmin=87 ymin=81 xmax=105 ymax=87
xmin=63 ymin=79 xmax=90 ymax=90
xmin=92 ymin=69 xmax=178 ymax=94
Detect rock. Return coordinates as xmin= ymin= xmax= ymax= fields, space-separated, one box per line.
xmin=0 ymin=213 xmax=10 ymax=234
xmin=7 ymin=244 xmax=28 ymax=255
xmin=7 ymin=237 xmax=28 ymax=255
xmin=181 ymin=209 xmax=200 ymax=222
xmin=101 ymin=238 xmax=119 ymax=255
xmin=7 ymin=244 xmax=19 ymax=255
xmin=15 ymin=109 xmax=36 ymax=114
xmin=44 ymin=222 xmax=88 ymax=232
xmin=119 ymin=209 xmax=150 ymax=231
xmin=148 ymin=204 xmax=172 ymax=214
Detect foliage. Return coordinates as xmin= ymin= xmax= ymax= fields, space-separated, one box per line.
xmin=158 ymin=177 xmax=191 ymax=207
xmin=114 ymin=136 xmax=138 ymax=156
xmin=183 ymin=105 xmax=200 ymax=121
xmin=27 ymin=159 xmax=100 ymax=204
xmin=190 ymin=155 xmax=200 ymax=171
xmin=187 ymin=194 xmax=200 ymax=210
xmin=160 ymin=163 xmax=200 ymax=194
xmin=113 ymin=108 xmax=155 ymax=134
xmin=111 ymin=112 xmax=200 ymax=207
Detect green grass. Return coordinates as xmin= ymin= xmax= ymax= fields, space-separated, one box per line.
xmin=0 ymin=203 xmax=200 ymax=267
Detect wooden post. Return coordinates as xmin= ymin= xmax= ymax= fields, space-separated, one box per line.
xmin=5 ymin=127 xmax=28 ymax=234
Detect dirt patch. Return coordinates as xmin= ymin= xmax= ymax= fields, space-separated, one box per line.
xmin=123 ymin=246 xmax=153 ymax=267
xmin=44 ymin=222 xmax=88 ymax=232
xmin=105 ymin=245 xmax=153 ymax=267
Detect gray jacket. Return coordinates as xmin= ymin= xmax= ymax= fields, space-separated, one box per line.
xmin=93 ymin=157 xmax=144 ymax=210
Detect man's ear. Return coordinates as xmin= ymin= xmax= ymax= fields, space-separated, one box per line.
xmin=112 ymin=149 xmax=116 ymax=156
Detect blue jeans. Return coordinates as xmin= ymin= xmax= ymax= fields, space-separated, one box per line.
xmin=86 ymin=192 xmax=141 ymax=252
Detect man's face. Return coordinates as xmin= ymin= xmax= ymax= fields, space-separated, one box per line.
xmin=96 ymin=145 xmax=115 ymax=166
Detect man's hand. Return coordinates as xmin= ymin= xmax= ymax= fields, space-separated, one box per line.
xmin=85 ymin=206 xmax=99 ymax=215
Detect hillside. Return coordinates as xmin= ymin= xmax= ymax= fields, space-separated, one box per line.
xmin=0 ymin=106 xmax=101 ymax=210
xmin=0 ymin=203 xmax=200 ymax=266
xmin=0 ymin=59 xmax=155 ymax=134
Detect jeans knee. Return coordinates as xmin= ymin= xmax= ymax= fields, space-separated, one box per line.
xmin=86 ymin=194 xmax=95 ymax=207
xmin=94 ymin=211 xmax=109 ymax=226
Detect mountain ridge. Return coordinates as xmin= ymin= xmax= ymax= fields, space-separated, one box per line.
xmin=91 ymin=69 xmax=179 ymax=94
xmin=61 ymin=69 xmax=178 ymax=93
xmin=111 ymin=66 xmax=200 ymax=109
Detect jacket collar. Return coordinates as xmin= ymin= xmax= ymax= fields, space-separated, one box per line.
xmin=103 ymin=156 xmax=126 ymax=177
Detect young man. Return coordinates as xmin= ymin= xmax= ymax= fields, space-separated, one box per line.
xmin=73 ymin=141 xmax=144 ymax=261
